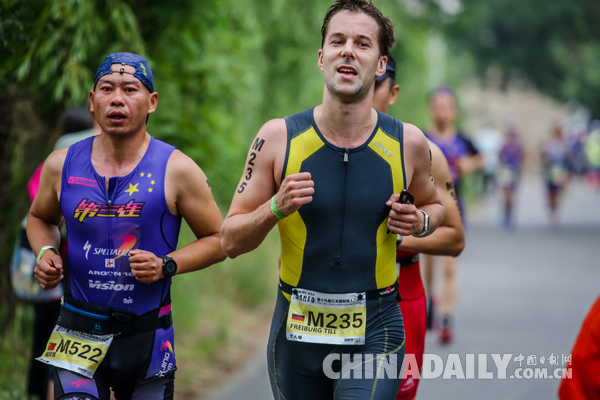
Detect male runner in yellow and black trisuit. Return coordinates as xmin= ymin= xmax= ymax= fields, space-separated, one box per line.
xmin=221 ymin=1 xmax=444 ymax=399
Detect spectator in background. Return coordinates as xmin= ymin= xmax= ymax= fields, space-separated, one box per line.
xmin=423 ymin=85 xmax=483 ymax=344
xmin=25 ymin=106 xmax=97 ymax=400
xmin=474 ymin=121 xmax=503 ymax=195
xmin=497 ymin=123 xmax=525 ymax=230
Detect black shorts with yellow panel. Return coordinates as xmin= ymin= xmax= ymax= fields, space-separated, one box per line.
xmin=268 ymin=108 xmax=407 ymax=399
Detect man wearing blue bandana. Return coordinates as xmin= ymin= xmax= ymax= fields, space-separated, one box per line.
xmin=27 ymin=52 xmax=226 ymax=400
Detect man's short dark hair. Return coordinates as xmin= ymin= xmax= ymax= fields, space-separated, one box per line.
xmin=321 ymin=0 xmax=395 ymax=57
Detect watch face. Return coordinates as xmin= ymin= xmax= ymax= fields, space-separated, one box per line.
xmin=164 ymin=259 xmax=177 ymax=276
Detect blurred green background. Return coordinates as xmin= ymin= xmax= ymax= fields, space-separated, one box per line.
xmin=1 ymin=0 xmax=598 ymax=397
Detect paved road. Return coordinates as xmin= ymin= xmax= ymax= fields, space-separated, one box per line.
xmin=209 ymin=176 xmax=600 ymax=400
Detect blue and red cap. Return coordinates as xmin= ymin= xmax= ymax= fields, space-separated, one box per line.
xmin=94 ymin=52 xmax=154 ymax=93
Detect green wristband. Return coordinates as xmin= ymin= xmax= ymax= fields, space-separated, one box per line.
xmin=36 ymin=245 xmax=59 ymax=262
xmin=271 ymin=195 xmax=287 ymax=220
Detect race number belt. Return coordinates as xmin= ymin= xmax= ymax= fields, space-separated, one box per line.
xmin=280 ymin=280 xmax=399 ymax=345
xmin=278 ymin=280 xmax=399 ymax=301
xmin=59 ymin=294 xmax=172 ymax=336
xmin=36 ymin=325 xmax=113 ymax=378
xmin=37 ymin=295 xmax=173 ymax=378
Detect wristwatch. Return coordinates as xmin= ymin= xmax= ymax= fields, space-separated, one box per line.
xmin=413 ymin=209 xmax=430 ymax=237
xmin=160 ymin=256 xmax=178 ymax=278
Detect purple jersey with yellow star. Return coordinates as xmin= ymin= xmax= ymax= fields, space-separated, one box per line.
xmin=60 ymin=136 xmax=181 ymax=315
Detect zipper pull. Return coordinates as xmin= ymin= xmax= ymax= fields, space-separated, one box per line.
xmin=343 ymin=150 xmax=349 ymax=162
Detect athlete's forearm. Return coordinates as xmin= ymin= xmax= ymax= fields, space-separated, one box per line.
xmin=169 ymin=233 xmax=226 ymax=274
xmin=399 ymin=225 xmax=464 ymax=256
xmin=221 ymin=200 xmax=279 ymax=259
xmin=26 ymin=213 xmax=62 ymax=257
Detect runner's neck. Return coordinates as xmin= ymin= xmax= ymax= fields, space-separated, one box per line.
xmin=314 ymin=103 xmax=377 ymax=149
xmin=91 ymin=132 xmax=151 ymax=178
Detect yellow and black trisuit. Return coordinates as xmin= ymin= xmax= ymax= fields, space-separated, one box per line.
xmin=268 ymin=108 xmax=408 ymax=399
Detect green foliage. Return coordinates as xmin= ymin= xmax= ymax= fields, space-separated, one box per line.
xmin=387 ymin=15 xmax=432 ymax=128
xmin=0 ymin=305 xmax=33 ymax=398
xmin=144 ymin=0 xmax=328 ymax=204
xmin=3 ymin=0 xmax=146 ymax=108
xmin=167 ymin=223 xmax=280 ymax=388
xmin=375 ymin=3 xmax=469 ymax=130
xmin=445 ymin=0 xmax=600 ymax=116
xmin=1 ymin=0 xmax=442 ymax=204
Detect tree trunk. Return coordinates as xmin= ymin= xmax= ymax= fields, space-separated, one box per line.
xmin=0 ymin=87 xmax=48 ymax=334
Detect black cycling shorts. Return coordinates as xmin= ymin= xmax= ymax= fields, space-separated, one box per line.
xmin=267 ymin=289 xmax=405 ymax=400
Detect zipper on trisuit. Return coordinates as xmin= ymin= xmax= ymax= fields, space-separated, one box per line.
xmin=105 ymin=177 xmax=120 ymax=275
xmin=334 ymin=149 xmax=349 ymax=267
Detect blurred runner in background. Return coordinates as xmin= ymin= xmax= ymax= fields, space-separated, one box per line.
xmin=497 ymin=122 xmax=525 ymax=230
xmin=541 ymin=123 xmax=571 ymax=226
xmin=423 ymin=85 xmax=483 ymax=344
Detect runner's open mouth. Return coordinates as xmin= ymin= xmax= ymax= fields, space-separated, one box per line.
xmin=338 ymin=66 xmax=357 ymax=75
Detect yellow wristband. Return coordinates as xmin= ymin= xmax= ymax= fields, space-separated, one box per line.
xmin=36 ymin=245 xmax=59 ymax=262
